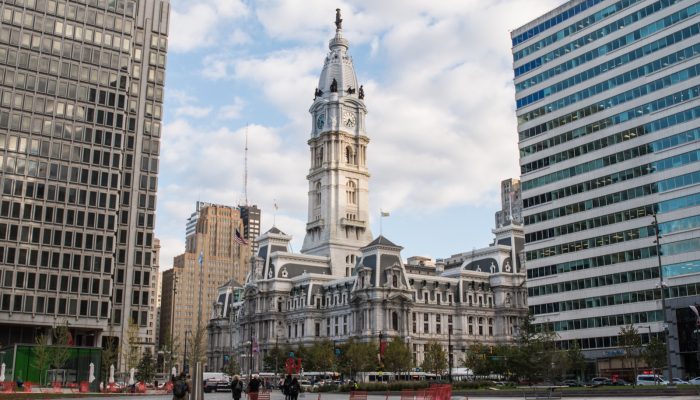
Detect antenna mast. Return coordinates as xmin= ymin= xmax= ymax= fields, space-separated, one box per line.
xmin=244 ymin=124 xmax=249 ymax=206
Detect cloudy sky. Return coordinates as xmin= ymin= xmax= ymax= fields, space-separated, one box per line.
xmin=157 ymin=0 xmax=563 ymax=268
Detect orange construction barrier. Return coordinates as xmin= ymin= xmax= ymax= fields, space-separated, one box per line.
xmin=401 ymin=389 xmax=415 ymax=400
xmin=349 ymin=390 xmax=368 ymax=400
xmin=79 ymin=381 xmax=90 ymax=393
xmin=52 ymin=381 xmax=62 ymax=393
xmin=1 ymin=382 xmax=15 ymax=393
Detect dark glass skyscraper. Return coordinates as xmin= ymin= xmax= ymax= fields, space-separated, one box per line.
xmin=0 ymin=0 xmax=169 ymax=354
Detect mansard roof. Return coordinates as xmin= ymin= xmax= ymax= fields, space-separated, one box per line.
xmin=363 ymin=235 xmax=401 ymax=249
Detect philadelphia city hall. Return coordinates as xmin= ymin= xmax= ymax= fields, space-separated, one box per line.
xmin=207 ymin=10 xmax=528 ymax=372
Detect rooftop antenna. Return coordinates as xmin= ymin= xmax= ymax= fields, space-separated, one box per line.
xmin=244 ymin=124 xmax=249 ymax=206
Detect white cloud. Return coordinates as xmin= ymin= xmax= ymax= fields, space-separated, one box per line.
xmin=175 ymin=105 xmax=212 ymax=118
xmin=218 ymin=98 xmax=245 ymax=120
xmin=159 ymin=0 xmax=565 ymax=262
xmin=169 ymin=0 xmax=249 ymax=53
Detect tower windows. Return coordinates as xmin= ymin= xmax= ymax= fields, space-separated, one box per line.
xmin=314 ymin=146 xmax=323 ymax=167
xmin=346 ymin=180 xmax=357 ymax=205
xmin=345 ymin=146 xmax=356 ymax=165
xmin=314 ymin=181 xmax=321 ymax=208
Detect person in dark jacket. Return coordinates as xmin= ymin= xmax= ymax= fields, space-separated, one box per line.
xmin=247 ymin=374 xmax=261 ymax=400
xmin=289 ymin=377 xmax=301 ymax=400
xmin=283 ymin=374 xmax=292 ymax=400
xmin=231 ymin=375 xmax=244 ymax=400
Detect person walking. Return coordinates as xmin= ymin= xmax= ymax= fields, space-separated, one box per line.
xmin=283 ymin=374 xmax=292 ymax=400
xmin=247 ymin=374 xmax=261 ymax=400
xmin=172 ymin=372 xmax=190 ymax=400
xmin=289 ymin=377 xmax=301 ymax=400
xmin=231 ymin=375 xmax=244 ymax=400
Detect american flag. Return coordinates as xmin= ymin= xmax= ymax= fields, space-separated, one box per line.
xmin=234 ymin=229 xmax=248 ymax=245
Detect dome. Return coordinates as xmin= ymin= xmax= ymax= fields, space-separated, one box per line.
xmin=316 ymin=10 xmax=361 ymax=99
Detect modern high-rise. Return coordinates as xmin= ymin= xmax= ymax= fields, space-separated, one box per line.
xmin=0 ymin=0 xmax=169 ymax=357
xmin=161 ymin=203 xmax=250 ymax=368
xmin=513 ymin=0 xmax=700 ymax=377
xmin=238 ymin=204 xmax=260 ymax=258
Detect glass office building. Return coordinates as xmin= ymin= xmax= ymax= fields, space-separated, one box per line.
xmin=513 ymin=0 xmax=700 ymax=377
xmin=0 ymin=0 xmax=169 ymax=353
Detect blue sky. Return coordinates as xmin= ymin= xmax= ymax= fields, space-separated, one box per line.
xmin=157 ymin=0 xmax=563 ymax=268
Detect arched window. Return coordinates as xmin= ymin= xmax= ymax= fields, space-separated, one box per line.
xmin=315 ymin=181 xmax=322 ymax=207
xmin=392 ymin=274 xmax=398 ymax=288
xmin=392 ymin=312 xmax=399 ymax=331
xmin=315 ymin=147 xmax=323 ymax=167
xmin=346 ymin=180 xmax=357 ymax=205
xmin=345 ymin=146 xmax=356 ymax=164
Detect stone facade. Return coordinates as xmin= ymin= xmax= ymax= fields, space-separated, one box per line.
xmin=206 ymin=11 xmax=528 ymax=374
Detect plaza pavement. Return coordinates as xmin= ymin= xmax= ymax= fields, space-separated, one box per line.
xmin=74 ymin=390 xmax=700 ymax=400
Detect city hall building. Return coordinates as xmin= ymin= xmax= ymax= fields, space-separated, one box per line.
xmin=206 ymin=11 xmax=528 ymax=373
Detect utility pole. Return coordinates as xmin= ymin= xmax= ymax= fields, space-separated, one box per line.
xmin=651 ymin=212 xmax=674 ymax=383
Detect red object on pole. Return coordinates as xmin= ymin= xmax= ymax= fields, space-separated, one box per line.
xmin=285 ymin=357 xmax=296 ymax=374
xmin=295 ymin=358 xmax=303 ymax=374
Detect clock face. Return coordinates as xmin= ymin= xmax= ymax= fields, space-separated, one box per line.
xmin=316 ymin=114 xmax=325 ymax=130
xmin=344 ymin=111 xmax=356 ymax=128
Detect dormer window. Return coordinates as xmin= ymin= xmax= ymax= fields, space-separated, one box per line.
xmin=392 ymin=274 xmax=398 ymax=288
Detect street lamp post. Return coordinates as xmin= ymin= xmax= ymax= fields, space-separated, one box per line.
xmin=448 ymin=326 xmax=453 ymax=384
xmin=184 ymin=330 xmax=190 ymax=374
xmin=651 ymin=212 xmax=674 ymax=383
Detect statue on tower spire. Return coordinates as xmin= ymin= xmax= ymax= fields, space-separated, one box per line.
xmin=335 ymin=8 xmax=343 ymax=30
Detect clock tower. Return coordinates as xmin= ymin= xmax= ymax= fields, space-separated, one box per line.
xmin=301 ymin=9 xmax=373 ymax=277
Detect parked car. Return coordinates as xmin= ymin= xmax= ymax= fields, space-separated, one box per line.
xmin=671 ymin=378 xmax=689 ymax=385
xmin=688 ymin=377 xmax=700 ymax=385
xmin=636 ymin=374 xmax=668 ymax=386
xmin=299 ymin=380 xmax=313 ymax=392
xmin=590 ymin=377 xmax=612 ymax=386
xmin=561 ymin=379 xmax=583 ymax=387
xmin=203 ymin=372 xmax=231 ymax=393
xmin=612 ymin=378 xmax=631 ymax=386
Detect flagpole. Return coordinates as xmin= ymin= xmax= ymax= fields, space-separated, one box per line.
xmin=379 ymin=210 xmax=390 ymax=237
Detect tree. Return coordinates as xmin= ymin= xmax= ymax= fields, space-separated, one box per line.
xmin=263 ymin=345 xmax=288 ymax=374
xmin=421 ymin=341 xmax=447 ymax=377
xmin=304 ymin=340 xmax=335 ymax=372
xmin=222 ymin=358 xmax=241 ymax=377
xmin=122 ymin=322 xmax=141 ymax=371
xmin=101 ymin=335 xmax=119 ymax=388
xmin=33 ymin=333 xmax=52 ymax=385
xmin=188 ymin=326 xmax=208 ymax=366
xmin=642 ymin=337 xmax=666 ymax=375
xmin=565 ymin=342 xmax=586 ymax=380
xmin=382 ymin=337 xmax=412 ymax=375
xmin=619 ymin=325 xmax=641 ymax=383
xmin=51 ymin=322 xmax=72 ymax=372
xmin=159 ymin=330 xmax=181 ymax=376
xmin=136 ymin=349 xmax=156 ymax=383
xmin=338 ymin=340 xmax=377 ymax=380
xmin=508 ymin=314 xmax=558 ymax=384
xmin=462 ymin=343 xmax=490 ymax=377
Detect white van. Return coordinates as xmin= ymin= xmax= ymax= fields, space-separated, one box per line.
xmin=636 ymin=374 xmax=668 ymax=386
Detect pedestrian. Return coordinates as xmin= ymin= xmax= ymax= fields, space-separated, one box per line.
xmin=247 ymin=374 xmax=261 ymax=400
xmin=231 ymin=375 xmax=244 ymax=400
xmin=283 ymin=374 xmax=292 ymax=400
xmin=172 ymin=372 xmax=190 ymax=400
xmin=289 ymin=377 xmax=301 ymax=400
